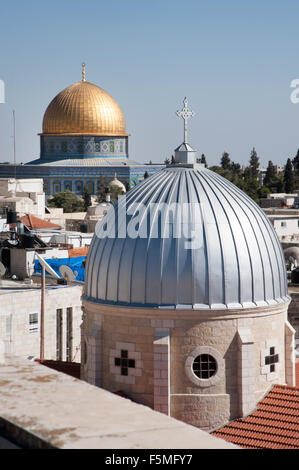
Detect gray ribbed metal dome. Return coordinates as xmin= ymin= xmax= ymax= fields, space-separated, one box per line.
xmin=85 ymin=165 xmax=289 ymax=309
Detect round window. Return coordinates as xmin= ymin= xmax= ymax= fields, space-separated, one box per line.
xmin=192 ymin=354 xmax=217 ymax=379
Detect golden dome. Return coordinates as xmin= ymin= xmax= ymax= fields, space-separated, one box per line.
xmin=41 ymin=80 xmax=128 ymax=136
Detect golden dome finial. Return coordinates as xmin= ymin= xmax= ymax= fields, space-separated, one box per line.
xmin=82 ymin=62 xmax=86 ymax=82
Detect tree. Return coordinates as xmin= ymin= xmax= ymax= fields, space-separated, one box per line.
xmin=200 ymin=154 xmax=208 ymax=167
xmin=164 ymin=158 xmax=170 ymax=165
xmin=231 ymin=162 xmax=241 ymax=174
xmin=284 ymin=158 xmax=295 ymax=193
xmin=257 ymin=185 xmax=271 ymax=199
xmin=83 ymin=186 xmax=91 ymax=211
xmin=263 ymin=160 xmax=276 ymax=188
xmin=144 ymin=171 xmax=149 ymax=179
xmin=243 ymin=168 xmax=259 ymax=201
xmin=48 ymin=190 xmax=85 ymax=213
xmin=249 ymin=147 xmax=259 ymax=179
xmin=220 ymin=152 xmax=231 ymax=170
xmin=171 ymin=155 xmax=175 ymax=164
xmin=292 ymin=149 xmax=299 ymax=174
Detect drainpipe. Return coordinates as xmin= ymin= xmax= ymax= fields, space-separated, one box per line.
xmin=40 ymin=265 xmax=45 ymax=360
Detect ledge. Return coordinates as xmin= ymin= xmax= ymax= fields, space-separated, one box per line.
xmin=0 ymin=356 xmax=237 ymax=449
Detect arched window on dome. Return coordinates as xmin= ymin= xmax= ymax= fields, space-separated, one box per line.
xmin=86 ymin=181 xmax=94 ymax=194
xmin=75 ymin=181 xmax=83 ymax=195
xmin=64 ymin=181 xmax=72 ymax=192
xmin=53 ymin=180 xmax=61 ymax=194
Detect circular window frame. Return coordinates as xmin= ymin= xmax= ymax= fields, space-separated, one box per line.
xmin=185 ymin=346 xmax=224 ymax=388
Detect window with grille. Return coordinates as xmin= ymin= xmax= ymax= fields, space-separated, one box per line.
xmin=66 ymin=307 xmax=73 ymax=362
xmin=56 ymin=309 xmax=63 ymax=361
xmin=29 ymin=313 xmax=38 ymax=333
xmin=192 ymin=354 xmax=217 ymax=379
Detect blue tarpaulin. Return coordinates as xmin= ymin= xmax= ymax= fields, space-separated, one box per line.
xmin=34 ymin=256 xmax=86 ymax=281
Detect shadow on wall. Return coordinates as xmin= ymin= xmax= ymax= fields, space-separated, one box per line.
xmin=224 ymin=335 xmax=239 ymax=421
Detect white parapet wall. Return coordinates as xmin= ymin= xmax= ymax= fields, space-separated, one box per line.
xmin=0 ymin=356 xmax=238 ymax=449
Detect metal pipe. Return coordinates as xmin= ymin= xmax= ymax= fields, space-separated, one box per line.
xmin=40 ymin=265 xmax=45 ymax=360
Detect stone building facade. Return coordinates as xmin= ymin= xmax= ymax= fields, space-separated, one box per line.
xmin=81 ymin=301 xmax=294 ymax=431
xmin=0 ymin=281 xmax=82 ymax=362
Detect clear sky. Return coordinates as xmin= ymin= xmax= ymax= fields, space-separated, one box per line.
xmin=1 ymin=0 xmax=299 ymax=167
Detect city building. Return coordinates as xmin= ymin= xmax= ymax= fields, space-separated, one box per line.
xmin=0 ymin=178 xmax=45 ymax=218
xmin=0 ymin=279 xmax=82 ymax=362
xmin=0 ymin=65 xmax=164 ymax=194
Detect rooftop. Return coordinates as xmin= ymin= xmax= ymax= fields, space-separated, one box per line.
xmin=21 ymin=214 xmax=61 ymax=230
xmin=0 ymin=356 xmax=237 ymax=449
xmin=212 ymin=384 xmax=299 ymax=449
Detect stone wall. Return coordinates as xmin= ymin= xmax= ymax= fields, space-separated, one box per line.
xmin=81 ymin=299 xmax=292 ymax=432
xmin=0 ymin=284 xmax=82 ymax=361
xmin=288 ymin=291 xmax=299 ymax=341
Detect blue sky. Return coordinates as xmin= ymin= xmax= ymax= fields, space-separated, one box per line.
xmin=1 ymin=0 xmax=299 ymax=167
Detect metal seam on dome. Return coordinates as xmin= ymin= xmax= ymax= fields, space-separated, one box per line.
xmin=213 ymin=171 xmax=281 ymax=301
xmin=188 ymin=170 xmax=209 ymax=307
xmin=116 ymin=171 xmax=171 ymax=303
xmin=230 ymin=173 xmax=286 ymax=299
xmin=147 ymin=172 xmax=175 ymax=305
xmin=210 ymin=171 xmax=274 ymax=302
xmin=160 ymin=170 xmax=182 ymax=304
xmin=143 ymin=172 xmax=175 ymax=304
xmin=192 ymin=170 xmax=226 ymax=306
xmin=198 ymin=170 xmax=242 ymax=306
xmin=202 ymin=169 xmax=264 ymax=304
xmin=185 ymin=170 xmax=195 ymax=306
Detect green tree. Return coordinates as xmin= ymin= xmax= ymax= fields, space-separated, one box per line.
xmin=220 ymin=152 xmax=231 ymax=170
xmin=83 ymin=186 xmax=91 ymax=211
xmin=257 ymin=185 xmax=271 ymax=199
xmin=144 ymin=171 xmax=149 ymax=179
xmin=263 ymin=161 xmax=276 ymax=188
xmin=292 ymin=149 xmax=299 ymax=174
xmin=263 ymin=161 xmax=284 ymax=193
xmin=200 ymin=154 xmax=208 ymax=167
xmin=48 ymin=190 xmax=85 ymax=213
xmin=171 ymin=155 xmax=175 ymax=164
xmin=243 ymin=168 xmax=259 ymax=201
xmin=284 ymin=158 xmax=295 ymax=193
xmin=164 ymin=158 xmax=170 ymax=165
xmin=231 ymin=162 xmax=241 ymax=174
xmin=249 ymin=147 xmax=259 ymax=179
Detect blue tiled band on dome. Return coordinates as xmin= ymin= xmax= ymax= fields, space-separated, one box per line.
xmin=40 ymin=135 xmax=128 ymax=160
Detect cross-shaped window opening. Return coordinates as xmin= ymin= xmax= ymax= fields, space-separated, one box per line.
xmin=115 ymin=350 xmax=135 ymax=376
xmin=265 ymin=347 xmax=279 ymax=373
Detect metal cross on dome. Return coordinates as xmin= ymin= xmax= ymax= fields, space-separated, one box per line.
xmin=176 ymin=97 xmax=196 ymax=143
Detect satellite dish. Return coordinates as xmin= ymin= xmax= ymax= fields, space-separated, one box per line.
xmin=59 ymin=265 xmax=78 ymax=282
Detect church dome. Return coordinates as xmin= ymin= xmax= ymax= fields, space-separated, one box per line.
xmin=41 ymin=80 xmax=128 ymax=136
xmin=85 ymin=165 xmax=289 ymax=310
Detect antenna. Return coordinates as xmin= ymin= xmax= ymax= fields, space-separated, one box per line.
xmin=59 ymin=265 xmax=78 ymax=282
xmin=13 ymin=110 xmax=16 ymax=184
